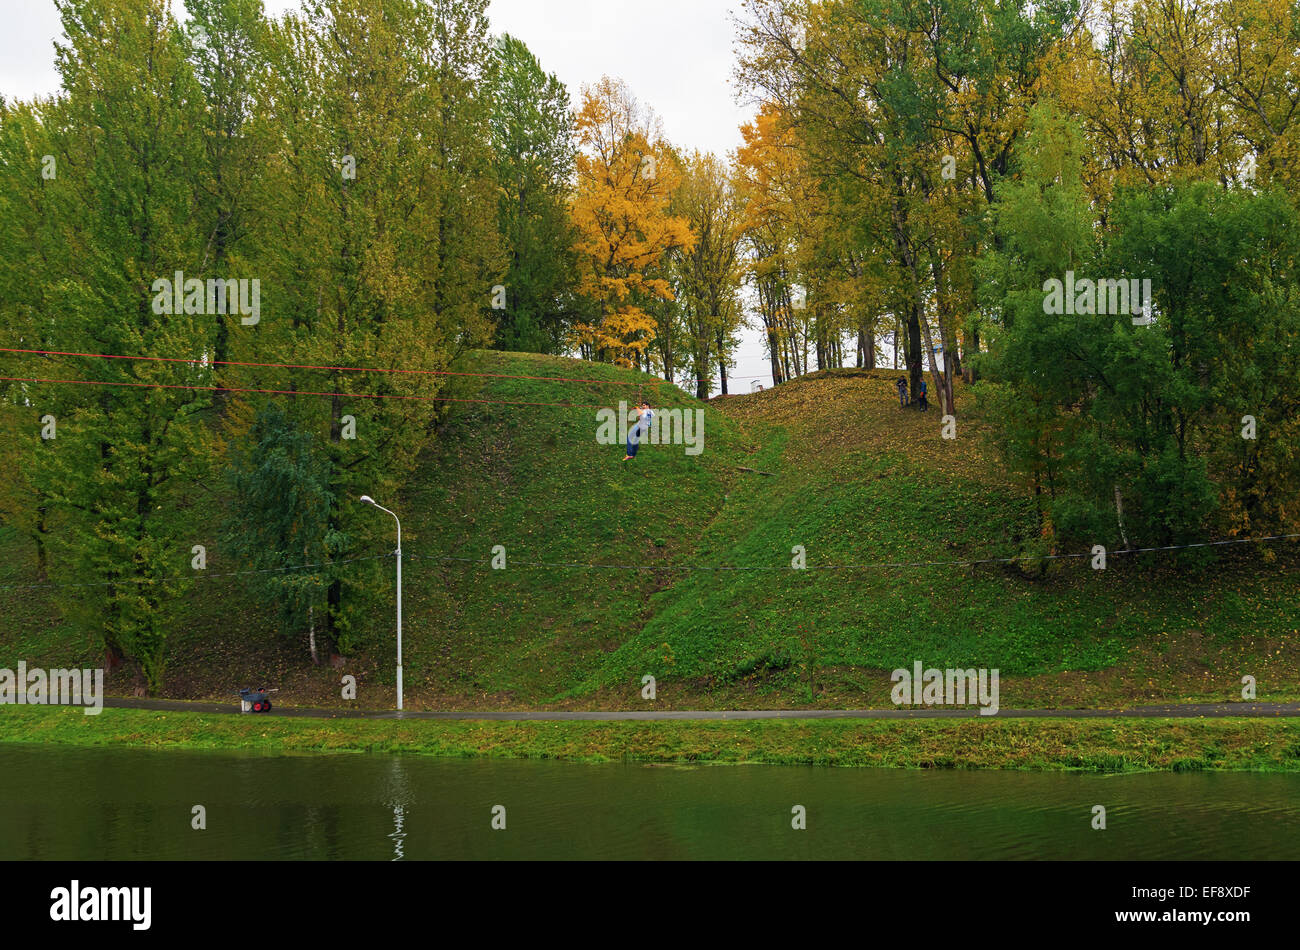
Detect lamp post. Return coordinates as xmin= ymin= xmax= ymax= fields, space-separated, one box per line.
xmin=359 ymin=495 xmax=402 ymax=711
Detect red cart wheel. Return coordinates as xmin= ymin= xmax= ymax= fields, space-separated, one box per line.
xmin=253 ymin=701 xmax=263 ymax=712
xmin=263 ymin=700 xmax=272 ymax=712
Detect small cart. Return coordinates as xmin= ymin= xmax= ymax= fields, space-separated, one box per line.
xmin=238 ymin=686 xmax=274 ymax=714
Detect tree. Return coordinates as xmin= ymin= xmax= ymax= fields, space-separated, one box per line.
xmin=1103 ymin=183 xmax=1300 ymax=540
xmin=1213 ymin=0 xmax=1300 ymax=194
xmin=25 ymin=0 xmax=214 ymax=690
xmin=982 ymin=103 xmax=1300 ymax=548
xmin=674 ymin=151 xmax=745 ymax=397
xmin=734 ymin=105 xmax=803 ymax=386
xmin=185 ymin=0 xmax=268 ymax=369
xmin=487 ymin=33 xmax=579 ymax=353
xmin=227 ymin=0 xmax=497 ymax=657
xmin=570 ymin=76 xmax=694 ymax=369
xmin=736 ymin=0 xmax=1079 ymax=411
xmin=224 ymin=402 xmax=335 ymax=664
xmin=977 ymin=101 xmax=1103 ymax=542
xmin=0 ymin=100 xmax=65 ymax=579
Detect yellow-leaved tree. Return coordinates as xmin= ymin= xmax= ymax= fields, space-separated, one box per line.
xmin=570 ymin=76 xmax=694 ymax=368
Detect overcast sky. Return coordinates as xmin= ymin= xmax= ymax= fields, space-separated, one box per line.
xmin=1 ymin=0 xmax=781 ymax=387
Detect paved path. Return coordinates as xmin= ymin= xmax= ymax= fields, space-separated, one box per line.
xmin=102 ymin=697 xmax=1300 ymax=720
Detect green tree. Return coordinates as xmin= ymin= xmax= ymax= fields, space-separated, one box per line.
xmin=982 ymin=105 xmax=1300 ymax=549
xmin=976 ymin=101 xmax=1097 ymax=544
xmin=487 ymin=33 xmax=578 ymax=353
xmin=1101 ymin=183 xmax=1300 ymax=541
xmin=227 ymin=0 xmax=497 ymax=657
xmin=184 ymin=0 xmax=268 ymax=368
xmin=0 ymin=100 xmax=65 ymax=579
xmin=224 ymin=402 xmax=336 ymax=664
xmin=28 ymin=0 xmax=213 ymax=690
xmin=675 ymin=151 xmax=744 ymax=397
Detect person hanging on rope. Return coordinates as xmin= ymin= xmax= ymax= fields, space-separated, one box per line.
xmin=623 ymin=402 xmax=654 ymax=462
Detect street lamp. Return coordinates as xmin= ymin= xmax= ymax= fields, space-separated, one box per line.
xmin=359 ymin=495 xmax=402 ymax=711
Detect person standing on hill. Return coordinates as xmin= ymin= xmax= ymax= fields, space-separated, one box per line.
xmin=896 ymin=376 xmax=908 ymax=409
xmin=917 ymin=378 xmax=928 ymax=411
xmin=623 ymin=402 xmax=654 ymax=461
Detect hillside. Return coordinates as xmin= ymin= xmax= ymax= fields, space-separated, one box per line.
xmin=2 ymin=349 xmax=1298 ymax=710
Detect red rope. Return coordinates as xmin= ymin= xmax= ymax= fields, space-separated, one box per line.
xmin=0 ymin=346 xmax=658 ymax=388
xmin=0 ymin=376 xmax=614 ymax=410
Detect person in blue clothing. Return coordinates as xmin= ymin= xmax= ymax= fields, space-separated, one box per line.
xmin=623 ymin=402 xmax=654 ymax=461
xmin=917 ymin=378 xmax=928 ymax=411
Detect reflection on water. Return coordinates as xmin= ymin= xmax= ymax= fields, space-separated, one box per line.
xmin=0 ymin=744 xmax=1297 ymax=860
xmin=388 ymin=804 xmax=405 ymax=861
xmin=385 ymin=758 xmax=409 ymax=861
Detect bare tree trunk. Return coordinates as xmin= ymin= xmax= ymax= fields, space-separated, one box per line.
xmin=916 ymin=303 xmax=951 ymax=416
xmin=758 ymin=282 xmax=784 ymax=385
xmin=906 ymin=300 xmax=923 ymax=398
xmin=1114 ymin=485 xmax=1130 ymax=550
xmin=308 ymin=603 xmax=319 ymax=666
xmin=782 ymin=288 xmax=803 ymax=378
xmin=858 ymin=325 xmax=875 ymax=369
xmin=914 ymin=250 xmax=955 ymax=416
xmin=767 ymin=325 xmax=784 ymax=384
xmin=716 ymin=328 xmax=728 ymax=395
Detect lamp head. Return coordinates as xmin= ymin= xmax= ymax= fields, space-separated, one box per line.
xmin=359 ymin=495 xmax=375 ymax=505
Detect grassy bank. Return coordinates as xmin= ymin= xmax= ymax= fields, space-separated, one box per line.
xmin=4 ymin=351 xmax=1298 ymax=711
xmin=2 ymin=705 xmax=1298 ymax=772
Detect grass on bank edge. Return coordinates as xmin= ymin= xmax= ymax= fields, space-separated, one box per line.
xmin=1 ymin=706 xmax=1298 ymax=773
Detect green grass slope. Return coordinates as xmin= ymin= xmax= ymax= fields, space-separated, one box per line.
xmin=569 ymin=369 xmax=1300 ymax=708
xmin=1 ymin=350 xmax=1297 ymax=710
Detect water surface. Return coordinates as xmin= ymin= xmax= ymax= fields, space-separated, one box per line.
xmin=1 ymin=744 xmax=1296 ymax=859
